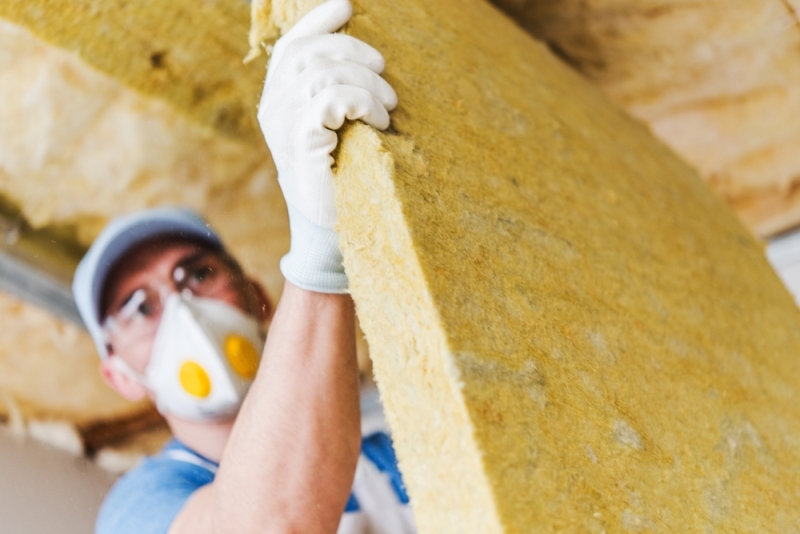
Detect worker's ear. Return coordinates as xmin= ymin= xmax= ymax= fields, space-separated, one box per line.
xmin=99 ymin=357 xmax=148 ymax=402
xmin=246 ymin=277 xmax=274 ymax=323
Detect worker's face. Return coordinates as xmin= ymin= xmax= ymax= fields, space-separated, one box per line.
xmin=98 ymin=237 xmax=271 ymax=401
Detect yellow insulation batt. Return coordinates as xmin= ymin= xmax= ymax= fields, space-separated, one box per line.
xmin=0 ymin=291 xmax=148 ymax=425
xmin=252 ymin=0 xmax=800 ymax=531
xmin=491 ymin=0 xmax=800 ymax=238
xmin=0 ymin=5 xmax=289 ymax=433
xmin=0 ymin=0 xmax=265 ymax=143
xmin=0 ymin=15 xmax=289 ymax=295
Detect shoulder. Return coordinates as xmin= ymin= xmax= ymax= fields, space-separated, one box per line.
xmin=95 ymin=442 xmax=216 ymax=534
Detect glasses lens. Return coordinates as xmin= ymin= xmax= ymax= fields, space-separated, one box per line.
xmin=103 ymin=287 xmax=162 ymax=339
xmin=103 ymin=250 xmax=242 ymax=350
xmin=175 ymin=253 xmax=240 ymax=299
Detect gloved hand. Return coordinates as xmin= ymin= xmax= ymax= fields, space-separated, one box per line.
xmin=258 ymin=0 xmax=398 ymax=293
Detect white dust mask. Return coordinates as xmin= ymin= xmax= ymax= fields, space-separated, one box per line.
xmin=114 ymin=293 xmax=266 ymax=422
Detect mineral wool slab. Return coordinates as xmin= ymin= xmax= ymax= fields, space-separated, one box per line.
xmin=253 ymin=0 xmax=800 ymax=532
xmin=490 ymin=0 xmax=800 ymax=238
xmin=0 ymin=0 xmax=265 ymax=143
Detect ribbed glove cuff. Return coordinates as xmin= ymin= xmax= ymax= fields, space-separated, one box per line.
xmin=281 ymin=204 xmax=348 ymax=294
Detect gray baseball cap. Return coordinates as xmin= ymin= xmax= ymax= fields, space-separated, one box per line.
xmin=72 ymin=207 xmax=223 ymax=358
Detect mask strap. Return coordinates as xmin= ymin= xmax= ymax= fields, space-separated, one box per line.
xmin=107 ymin=356 xmax=150 ymax=387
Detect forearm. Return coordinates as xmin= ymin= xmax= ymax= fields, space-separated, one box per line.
xmin=175 ymin=282 xmax=361 ymax=534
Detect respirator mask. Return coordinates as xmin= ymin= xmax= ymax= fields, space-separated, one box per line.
xmin=109 ymin=292 xmax=266 ymax=422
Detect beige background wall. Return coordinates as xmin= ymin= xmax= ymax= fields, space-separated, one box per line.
xmin=0 ymin=428 xmax=115 ymax=533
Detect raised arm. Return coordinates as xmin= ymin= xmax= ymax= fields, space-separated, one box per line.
xmin=169 ymin=0 xmax=397 ymax=532
xmin=171 ymin=283 xmax=360 ymax=534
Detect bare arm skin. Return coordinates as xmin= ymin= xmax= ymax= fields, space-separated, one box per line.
xmin=169 ymin=282 xmax=361 ymax=534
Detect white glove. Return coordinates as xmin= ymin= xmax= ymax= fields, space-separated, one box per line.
xmin=258 ymin=0 xmax=398 ymax=293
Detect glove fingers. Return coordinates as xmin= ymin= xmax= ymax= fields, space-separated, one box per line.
xmin=299 ymin=60 xmax=398 ymax=111
xmin=282 ymin=0 xmax=353 ymax=44
xmin=304 ymin=121 xmax=340 ymax=155
xmin=310 ymin=85 xmax=393 ymax=132
xmin=282 ymin=34 xmax=386 ymax=77
xmin=266 ymin=0 xmax=353 ymax=84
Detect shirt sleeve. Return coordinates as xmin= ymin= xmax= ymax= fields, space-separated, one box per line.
xmin=95 ymin=456 xmax=215 ymax=534
xmin=361 ymin=432 xmax=409 ymax=504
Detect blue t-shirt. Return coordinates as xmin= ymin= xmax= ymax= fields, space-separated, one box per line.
xmin=96 ymin=433 xmax=409 ymax=534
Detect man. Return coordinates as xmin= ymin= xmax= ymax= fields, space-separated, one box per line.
xmin=72 ymin=1 xmax=414 ymax=532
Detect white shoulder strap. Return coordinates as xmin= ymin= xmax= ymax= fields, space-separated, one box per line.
xmin=163 ymin=448 xmax=219 ymax=475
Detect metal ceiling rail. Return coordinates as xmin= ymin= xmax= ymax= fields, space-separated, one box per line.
xmin=0 ymin=206 xmax=86 ymax=328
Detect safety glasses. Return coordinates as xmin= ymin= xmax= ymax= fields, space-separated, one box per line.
xmin=102 ymin=250 xmax=246 ymax=348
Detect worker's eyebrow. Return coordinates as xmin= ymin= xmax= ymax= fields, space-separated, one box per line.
xmin=171 ymin=248 xmax=225 ymax=283
xmin=174 ymin=249 xmax=215 ymax=270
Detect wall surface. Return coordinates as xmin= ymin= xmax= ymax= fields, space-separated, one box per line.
xmin=0 ymin=428 xmax=115 ymax=534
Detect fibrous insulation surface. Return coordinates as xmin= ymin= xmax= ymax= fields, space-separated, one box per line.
xmin=0 ymin=0 xmax=265 ymax=143
xmin=491 ymin=0 xmax=800 ymax=237
xmin=0 ymin=5 xmax=289 ymax=428
xmin=254 ymin=0 xmax=800 ymax=532
xmin=0 ymin=16 xmax=287 ymax=294
xmin=0 ymin=291 xmax=147 ymax=424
